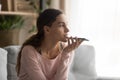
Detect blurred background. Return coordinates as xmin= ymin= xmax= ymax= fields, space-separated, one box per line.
xmin=68 ymin=0 xmax=120 ymax=78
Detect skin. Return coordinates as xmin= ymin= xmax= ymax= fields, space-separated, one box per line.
xmin=40 ymin=14 xmax=84 ymax=59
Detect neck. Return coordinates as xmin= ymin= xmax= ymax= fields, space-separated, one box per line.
xmin=40 ymin=38 xmax=60 ymax=59
xmin=41 ymin=38 xmax=59 ymax=51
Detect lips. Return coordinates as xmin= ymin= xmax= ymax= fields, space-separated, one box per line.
xmin=64 ymin=34 xmax=68 ymax=38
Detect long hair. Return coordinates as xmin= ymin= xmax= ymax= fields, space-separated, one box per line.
xmin=16 ymin=8 xmax=63 ymax=76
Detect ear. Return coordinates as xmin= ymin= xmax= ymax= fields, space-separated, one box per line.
xmin=44 ymin=26 xmax=50 ymax=34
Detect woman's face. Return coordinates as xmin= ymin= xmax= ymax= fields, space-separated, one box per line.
xmin=48 ymin=14 xmax=69 ymax=42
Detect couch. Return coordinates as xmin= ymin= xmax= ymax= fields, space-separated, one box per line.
xmin=68 ymin=45 xmax=97 ymax=80
xmin=0 ymin=45 xmax=97 ymax=80
xmin=0 ymin=46 xmax=20 ymax=80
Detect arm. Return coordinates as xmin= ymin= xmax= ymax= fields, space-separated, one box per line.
xmin=53 ymin=37 xmax=83 ymax=80
xmin=53 ymin=51 xmax=74 ymax=80
xmin=21 ymin=46 xmax=47 ymax=80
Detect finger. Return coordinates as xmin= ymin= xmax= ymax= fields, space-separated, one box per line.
xmin=78 ymin=39 xmax=84 ymax=45
xmin=75 ymin=37 xmax=78 ymax=42
xmin=71 ymin=37 xmax=78 ymax=49
xmin=78 ymin=38 xmax=83 ymax=43
xmin=74 ymin=37 xmax=79 ymax=48
xmin=73 ymin=37 xmax=78 ymax=42
xmin=71 ymin=37 xmax=74 ymax=44
xmin=68 ymin=37 xmax=71 ymax=45
xmin=75 ymin=38 xmax=84 ymax=48
xmin=73 ymin=38 xmax=79 ymax=48
xmin=74 ymin=37 xmax=78 ymax=45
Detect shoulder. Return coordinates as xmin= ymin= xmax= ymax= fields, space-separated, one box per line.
xmin=21 ymin=45 xmax=41 ymax=66
xmin=21 ymin=45 xmax=38 ymax=57
xmin=22 ymin=45 xmax=38 ymax=53
xmin=23 ymin=45 xmax=35 ymax=50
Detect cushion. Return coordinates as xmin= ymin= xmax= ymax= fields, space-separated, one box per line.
xmin=0 ymin=48 xmax=7 ymax=80
xmin=68 ymin=72 xmax=75 ymax=80
xmin=4 ymin=45 xmax=21 ymax=80
xmin=70 ymin=45 xmax=97 ymax=80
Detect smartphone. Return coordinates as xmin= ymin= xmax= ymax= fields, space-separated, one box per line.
xmin=78 ymin=38 xmax=89 ymax=41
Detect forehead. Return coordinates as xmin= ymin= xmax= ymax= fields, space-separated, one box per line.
xmin=55 ymin=14 xmax=68 ymax=23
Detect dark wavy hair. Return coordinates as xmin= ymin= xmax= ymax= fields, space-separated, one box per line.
xmin=16 ymin=8 xmax=63 ymax=75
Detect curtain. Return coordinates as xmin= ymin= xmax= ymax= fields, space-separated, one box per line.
xmin=69 ymin=0 xmax=120 ymax=77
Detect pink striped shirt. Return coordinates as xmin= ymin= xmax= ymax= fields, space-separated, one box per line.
xmin=18 ymin=45 xmax=73 ymax=80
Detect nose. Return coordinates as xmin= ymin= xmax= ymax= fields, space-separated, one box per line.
xmin=65 ymin=26 xmax=69 ymax=33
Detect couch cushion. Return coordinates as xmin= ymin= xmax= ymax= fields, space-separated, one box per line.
xmin=0 ymin=48 xmax=7 ymax=80
xmin=70 ymin=45 xmax=97 ymax=80
xmin=4 ymin=45 xmax=21 ymax=80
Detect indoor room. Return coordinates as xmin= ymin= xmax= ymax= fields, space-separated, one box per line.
xmin=0 ymin=0 xmax=120 ymax=80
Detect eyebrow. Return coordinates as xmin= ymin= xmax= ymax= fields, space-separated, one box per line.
xmin=57 ymin=22 xmax=65 ymax=24
xmin=57 ymin=21 xmax=68 ymax=25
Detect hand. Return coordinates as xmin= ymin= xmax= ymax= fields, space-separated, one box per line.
xmin=62 ymin=37 xmax=84 ymax=54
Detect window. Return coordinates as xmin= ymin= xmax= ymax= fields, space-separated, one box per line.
xmin=69 ymin=0 xmax=120 ymax=77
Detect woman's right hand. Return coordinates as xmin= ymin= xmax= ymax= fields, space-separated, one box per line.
xmin=62 ymin=37 xmax=84 ymax=54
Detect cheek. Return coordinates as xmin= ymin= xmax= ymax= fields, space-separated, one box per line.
xmin=56 ymin=29 xmax=64 ymax=35
xmin=52 ymin=30 xmax=63 ymax=39
xmin=54 ymin=30 xmax=62 ymax=36
xmin=50 ymin=27 xmax=65 ymax=38
xmin=52 ymin=28 xmax=63 ymax=34
xmin=49 ymin=29 xmax=60 ymax=37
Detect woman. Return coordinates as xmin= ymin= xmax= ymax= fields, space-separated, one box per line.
xmin=16 ymin=8 xmax=84 ymax=80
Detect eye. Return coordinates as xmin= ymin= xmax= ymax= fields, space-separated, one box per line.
xmin=58 ymin=23 xmax=65 ymax=27
xmin=60 ymin=24 xmax=65 ymax=26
